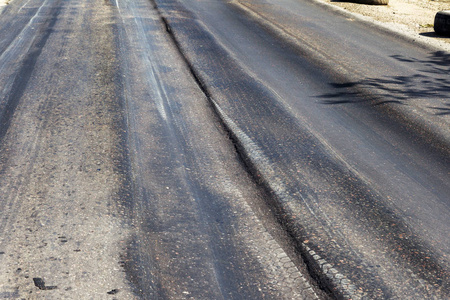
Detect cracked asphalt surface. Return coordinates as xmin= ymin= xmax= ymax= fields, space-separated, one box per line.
xmin=0 ymin=0 xmax=449 ymax=298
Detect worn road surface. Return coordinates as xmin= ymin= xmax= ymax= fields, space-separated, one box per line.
xmin=0 ymin=0 xmax=448 ymax=299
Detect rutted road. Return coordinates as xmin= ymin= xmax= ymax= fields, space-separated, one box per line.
xmin=0 ymin=0 xmax=319 ymax=298
xmin=153 ymin=0 xmax=450 ymax=297
xmin=0 ymin=0 xmax=448 ymax=299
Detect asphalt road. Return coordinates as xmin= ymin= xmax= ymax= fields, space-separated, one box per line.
xmin=0 ymin=0 xmax=448 ymax=299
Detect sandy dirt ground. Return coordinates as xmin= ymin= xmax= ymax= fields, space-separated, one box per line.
xmin=317 ymin=0 xmax=450 ymax=51
xmin=0 ymin=0 xmax=9 ymax=14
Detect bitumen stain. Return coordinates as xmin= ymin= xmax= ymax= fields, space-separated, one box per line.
xmin=107 ymin=289 xmax=120 ymax=295
xmin=33 ymin=278 xmax=57 ymax=290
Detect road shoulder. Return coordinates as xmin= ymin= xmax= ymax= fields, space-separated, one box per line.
xmin=313 ymin=0 xmax=450 ymax=52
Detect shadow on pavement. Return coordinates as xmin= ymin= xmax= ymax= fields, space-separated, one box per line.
xmin=419 ymin=32 xmax=450 ymax=39
xmin=318 ymin=51 xmax=450 ymax=115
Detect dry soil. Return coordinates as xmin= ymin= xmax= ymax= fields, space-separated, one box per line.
xmin=317 ymin=0 xmax=450 ymax=51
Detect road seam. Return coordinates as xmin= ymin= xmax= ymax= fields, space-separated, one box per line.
xmin=151 ymin=2 xmax=359 ymax=298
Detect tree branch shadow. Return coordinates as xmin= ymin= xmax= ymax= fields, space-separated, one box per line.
xmin=318 ymin=51 xmax=450 ymax=115
xmin=429 ymin=103 xmax=450 ymax=115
